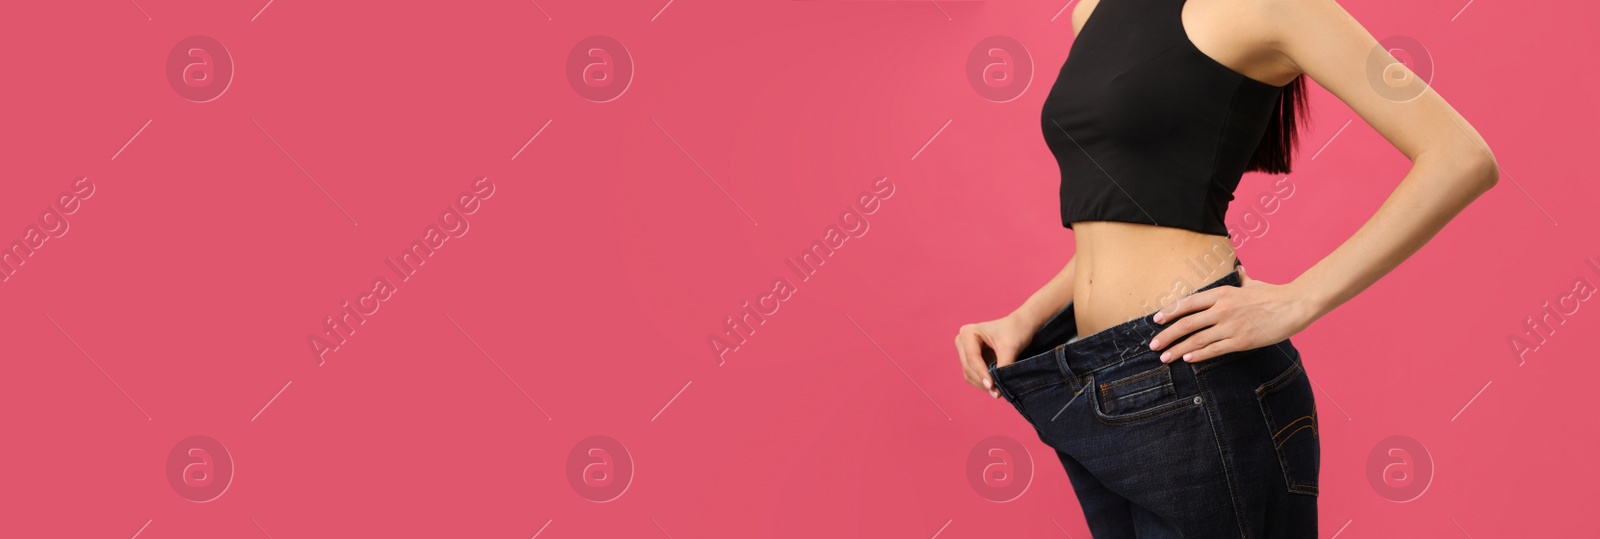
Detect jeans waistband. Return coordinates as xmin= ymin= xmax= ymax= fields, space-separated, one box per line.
xmin=989 ymin=263 xmax=1244 ymax=400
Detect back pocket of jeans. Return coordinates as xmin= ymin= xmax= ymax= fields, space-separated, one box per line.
xmin=1255 ymin=359 xmax=1320 ymax=496
xmin=1095 ymin=364 xmax=1177 ymax=417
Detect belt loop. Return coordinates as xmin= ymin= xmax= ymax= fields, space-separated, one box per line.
xmin=1054 ymin=344 xmax=1080 ymax=392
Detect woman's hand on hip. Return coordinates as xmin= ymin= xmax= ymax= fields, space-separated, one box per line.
xmin=1147 ymin=266 xmax=1318 ymax=363
xmin=956 ymin=315 xmax=1036 ymax=399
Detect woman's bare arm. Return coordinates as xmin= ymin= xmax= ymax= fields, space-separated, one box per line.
xmin=1271 ymin=0 xmax=1498 ymax=321
xmin=955 ymin=254 xmax=1076 ymax=398
xmin=1010 ymin=254 xmax=1077 ymax=332
xmin=1149 ymin=0 xmax=1499 ymax=362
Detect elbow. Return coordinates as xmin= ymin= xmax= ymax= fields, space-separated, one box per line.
xmin=1419 ymin=145 xmax=1499 ymax=193
xmin=1473 ymin=153 xmax=1500 ymax=190
xmin=1447 ymin=146 xmax=1499 ymax=193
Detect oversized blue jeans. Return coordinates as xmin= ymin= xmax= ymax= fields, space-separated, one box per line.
xmin=988 ymin=268 xmax=1319 ymax=538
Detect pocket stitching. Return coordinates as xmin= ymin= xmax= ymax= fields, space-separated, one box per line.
xmin=1089 ymin=373 xmax=1197 ymax=426
xmin=1095 ymin=365 xmax=1180 ymax=420
xmin=1114 ymin=383 xmax=1173 ymax=404
xmin=1255 ymin=359 xmax=1319 ymax=496
xmin=1255 ymin=358 xmax=1304 ymax=396
xmin=1097 ymin=363 xmax=1170 ymax=392
xmin=1271 ymin=417 xmax=1316 ymax=447
xmin=1093 ymin=393 xmax=1197 ymax=425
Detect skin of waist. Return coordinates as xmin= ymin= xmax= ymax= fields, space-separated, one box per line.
xmin=1070 ymin=221 xmax=1240 ymax=337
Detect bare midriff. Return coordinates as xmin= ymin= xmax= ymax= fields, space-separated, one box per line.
xmin=1069 ymin=220 xmax=1240 ymax=338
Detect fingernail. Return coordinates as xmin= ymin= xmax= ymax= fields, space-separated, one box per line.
xmin=1160 ymin=352 xmax=1171 ymax=362
xmin=1149 ymin=339 xmax=1160 ymax=349
xmin=1153 ymin=313 xmax=1163 ymax=323
xmin=983 ymin=378 xmax=992 ymax=389
xmin=1182 ymin=353 xmax=1193 ymax=361
xmin=990 ymin=389 xmax=1000 ymax=399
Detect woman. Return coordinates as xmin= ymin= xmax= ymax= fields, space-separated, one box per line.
xmin=954 ymin=0 xmax=1497 ymax=536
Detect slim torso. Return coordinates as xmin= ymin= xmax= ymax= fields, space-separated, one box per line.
xmin=1065 ymin=0 xmax=1292 ymax=337
xmin=1070 ymin=221 xmax=1237 ymax=337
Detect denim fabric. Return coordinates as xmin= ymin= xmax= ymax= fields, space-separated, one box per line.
xmin=988 ymin=268 xmax=1319 ymax=538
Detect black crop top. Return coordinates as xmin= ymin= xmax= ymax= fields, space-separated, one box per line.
xmin=1042 ymin=0 xmax=1287 ymax=236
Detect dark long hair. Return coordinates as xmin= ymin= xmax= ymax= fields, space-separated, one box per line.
xmin=1244 ymin=75 xmax=1311 ymax=174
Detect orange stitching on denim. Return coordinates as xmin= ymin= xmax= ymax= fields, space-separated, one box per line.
xmin=1098 ymin=365 xmax=1169 ymax=392
xmin=1272 ymin=415 xmax=1315 ymax=440
xmin=1094 ymin=394 xmax=1198 ymax=425
xmin=1274 ymin=425 xmax=1317 ymax=450
xmin=1255 ymin=357 xmax=1304 ymax=396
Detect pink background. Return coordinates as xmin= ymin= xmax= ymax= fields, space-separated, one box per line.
xmin=2 ymin=0 xmax=1595 ymax=537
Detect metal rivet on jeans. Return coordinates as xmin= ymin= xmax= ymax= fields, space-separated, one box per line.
xmin=1193 ymin=396 xmax=1203 ymax=405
